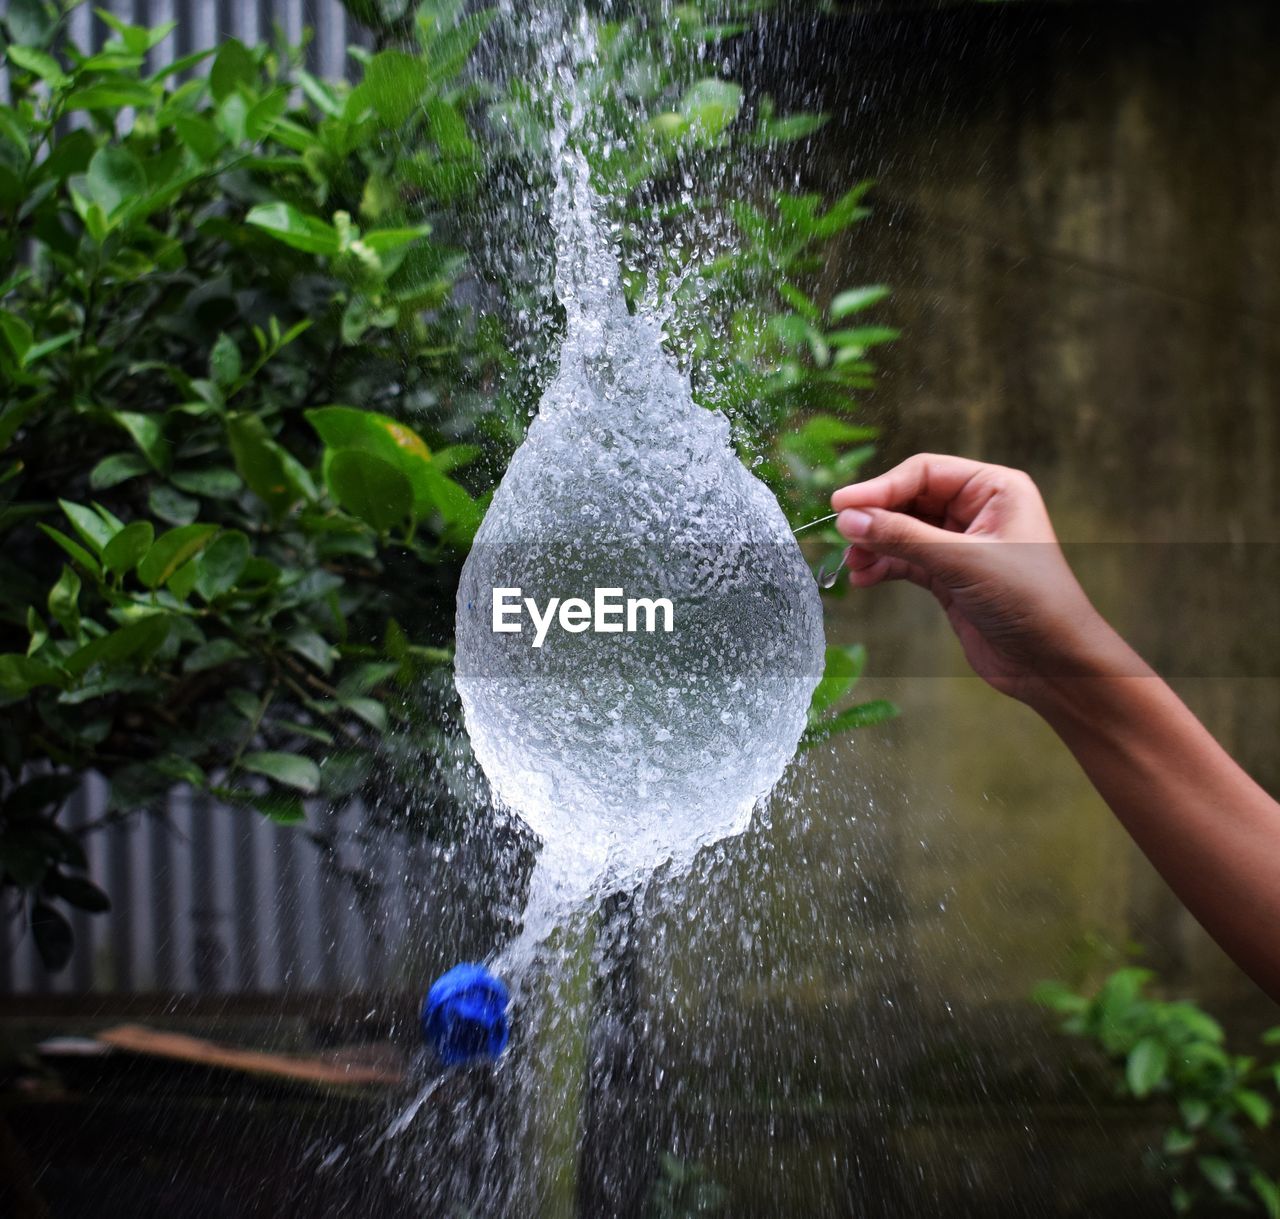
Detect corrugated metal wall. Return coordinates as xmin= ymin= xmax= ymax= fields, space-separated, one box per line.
xmin=1 ymin=776 xmax=422 ymax=996
xmin=3 ymin=0 xmax=407 ymax=998
xmin=66 ymin=0 xmax=369 ymax=81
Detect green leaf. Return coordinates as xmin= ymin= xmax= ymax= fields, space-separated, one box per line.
xmin=65 ymin=82 xmax=157 ymax=111
xmin=341 ymin=696 xmax=387 ymax=732
xmin=1251 ymin=1173 xmax=1280 ymax=1219
xmin=0 ymin=398 xmax=39 ymax=451
xmin=110 ymin=410 xmax=169 ymax=471
xmin=326 ymin=449 xmax=413 ymax=533
xmin=209 ymin=38 xmax=255 ymax=102
xmin=809 ymin=644 xmax=867 ymax=719
xmin=251 ymin=790 xmax=306 ymax=824
xmin=357 ymin=50 xmax=429 ymax=127
xmin=226 ymin=688 xmax=261 ymax=720
xmin=85 ymin=146 xmax=147 ymax=217
xmin=756 ymin=111 xmax=828 ymax=144
xmin=0 ymin=312 xmax=33 ymax=363
xmin=362 ymin=223 xmax=433 ymax=255
xmin=22 ymin=332 xmax=77 ymax=366
xmin=1179 ymin=1098 xmax=1210 ymax=1129
xmin=336 ymin=661 xmax=399 ymax=697
xmin=47 ymin=565 xmax=81 ymax=635
xmin=306 ymin=405 xmax=438 ymax=514
xmin=1235 ymin=1088 xmax=1272 ymax=1127
xmin=828 ymin=325 xmax=901 ymax=350
xmin=649 ymin=111 xmax=689 ymax=142
xmin=148 ymin=485 xmax=199 ymax=526
xmin=1162 ymin=1129 xmax=1195 ymax=1156
xmin=0 ymin=653 xmax=65 ymax=697
xmin=102 ymin=520 xmax=154 ymax=576
xmin=92 ymin=501 xmax=125 ymax=535
xmin=246 ymin=202 xmax=340 ymax=255
xmin=319 ymin=751 xmax=371 ymax=798
xmin=6 ymin=0 xmax=58 ymax=47
xmin=169 ymin=467 xmax=242 ymax=500
xmin=245 ymin=87 xmax=287 ymax=140
xmin=167 ymin=558 xmax=200 ymax=602
xmin=183 ymin=638 xmax=249 ymax=673
xmin=680 ymin=78 xmax=742 ymax=137
xmin=1125 ymin=1038 xmax=1169 ymax=1098
xmin=136 ymin=524 xmax=218 ymax=590
xmin=424 ymin=97 xmax=472 ymax=158
xmin=1031 ymin=980 xmax=1089 ymax=1015
xmin=241 ymin=751 xmax=320 ymax=795
xmin=7 ymin=45 xmax=68 ymax=86
xmin=1199 ymin=1156 xmax=1236 ymax=1196
xmin=195 ymin=531 xmax=250 ymax=601
xmin=296 ymin=69 xmax=343 ymax=117
xmin=278 ymin=719 xmax=333 ymax=746
xmin=801 ymin=699 xmax=898 ymax=749
xmin=431 ymin=444 xmax=480 ymax=474
xmin=173 ymin=113 xmax=224 ymax=162
xmin=831 ymin=285 xmax=891 ymax=318
xmin=58 ymin=499 xmax=114 ymax=553
xmin=779 ymin=283 xmax=820 ymax=324
xmin=210 ymin=333 xmax=241 ymax=387
xmin=94 ymin=8 xmax=175 ymax=53
xmin=64 ymin=614 xmax=170 ymax=677
xmin=26 ymin=606 xmax=48 ymax=656
xmin=783 ymin=415 xmax=878 ymax=464
xmin=227 ymin=413 xmax=307 ymax=515
xmin=37 ymin=524 xmax=101 ymax=578
xmin=90 ymin=452 xmax=149 ymax=490
xmin=284 ymin=629 xmax=335 ymax=674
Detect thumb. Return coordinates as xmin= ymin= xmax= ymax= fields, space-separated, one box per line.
xmin=836 ymin=507 xmax=974 ymax=581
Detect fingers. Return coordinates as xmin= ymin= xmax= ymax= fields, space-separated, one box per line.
xmin=832 ymin=453 xmax=990 ymax=515
xmin=832 ymin=452 xmax=1041 ymax=535
xmin=845 ymin=547 xmax=932 ymax=591
xmin=835 ymin=505 xmax=977 ymax=586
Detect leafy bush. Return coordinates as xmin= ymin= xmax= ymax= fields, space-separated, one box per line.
xmin=0 ymin=0 xmax=895 ymax=967
xmin=1036 ymin=967 xmax=1280 ymax=1216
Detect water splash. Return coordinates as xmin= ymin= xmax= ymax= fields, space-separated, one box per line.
xmin=453 ymin=27 xmax=824 ymax=954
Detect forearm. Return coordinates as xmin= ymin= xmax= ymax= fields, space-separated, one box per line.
xmin=1027 ymin=622 xmax=1280 ymax=999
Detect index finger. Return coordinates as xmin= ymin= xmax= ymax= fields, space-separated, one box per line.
xmin=831 ymin=453 xmax=991 ymax=519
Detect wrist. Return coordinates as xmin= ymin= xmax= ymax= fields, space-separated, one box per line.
xmin=1018 ymin=608 xmax=1151 ymax=726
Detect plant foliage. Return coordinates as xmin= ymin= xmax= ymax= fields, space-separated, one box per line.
xmin=0 ymin=0 xmax=896 ymax=966
xmin=1036 ymin=967 xmax=1280 ymax=1216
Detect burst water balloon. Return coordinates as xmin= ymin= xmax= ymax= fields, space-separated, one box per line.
xmin=454 ymin=118 xmax=824 ymax=916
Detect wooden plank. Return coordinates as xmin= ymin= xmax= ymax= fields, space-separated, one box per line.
xmin=96 ymin=1023 xmax=403 ymax=1087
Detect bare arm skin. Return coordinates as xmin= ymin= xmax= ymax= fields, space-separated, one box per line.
xmin=831 ymin=453 xmax=1280 ymax=1000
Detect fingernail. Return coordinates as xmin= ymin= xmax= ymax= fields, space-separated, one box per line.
xmin=836 ymin=509 xmax=872 ymax=538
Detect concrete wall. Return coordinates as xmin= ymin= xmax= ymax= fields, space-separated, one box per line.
xmin=803 ymin=0 xmax=1280 ymax=1014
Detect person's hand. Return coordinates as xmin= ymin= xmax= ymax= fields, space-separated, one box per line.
xmin=831 ymin=453 xmax=1122 ymax=703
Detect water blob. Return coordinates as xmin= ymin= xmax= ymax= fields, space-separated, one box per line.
xmin=454 ymin=121 xmax=824 ymax=927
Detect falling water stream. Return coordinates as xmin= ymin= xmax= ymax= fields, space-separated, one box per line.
xmin=382 ymin=13 xmax=832 ymax=1209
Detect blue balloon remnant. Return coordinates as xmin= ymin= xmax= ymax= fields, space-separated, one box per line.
xmin=421 ymin=963 xmax=510 ymax=1065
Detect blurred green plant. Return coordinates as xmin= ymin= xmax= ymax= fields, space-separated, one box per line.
xmin=0 ymin=0 xmax=895 ymax=967
xmin=802 ymin=643 xmax=896 ymax=750
xmin=647 ymin=1152 xmax=727 ymax=1218
xmin=1035 ymin=967 xmax=1280 ymax=1216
